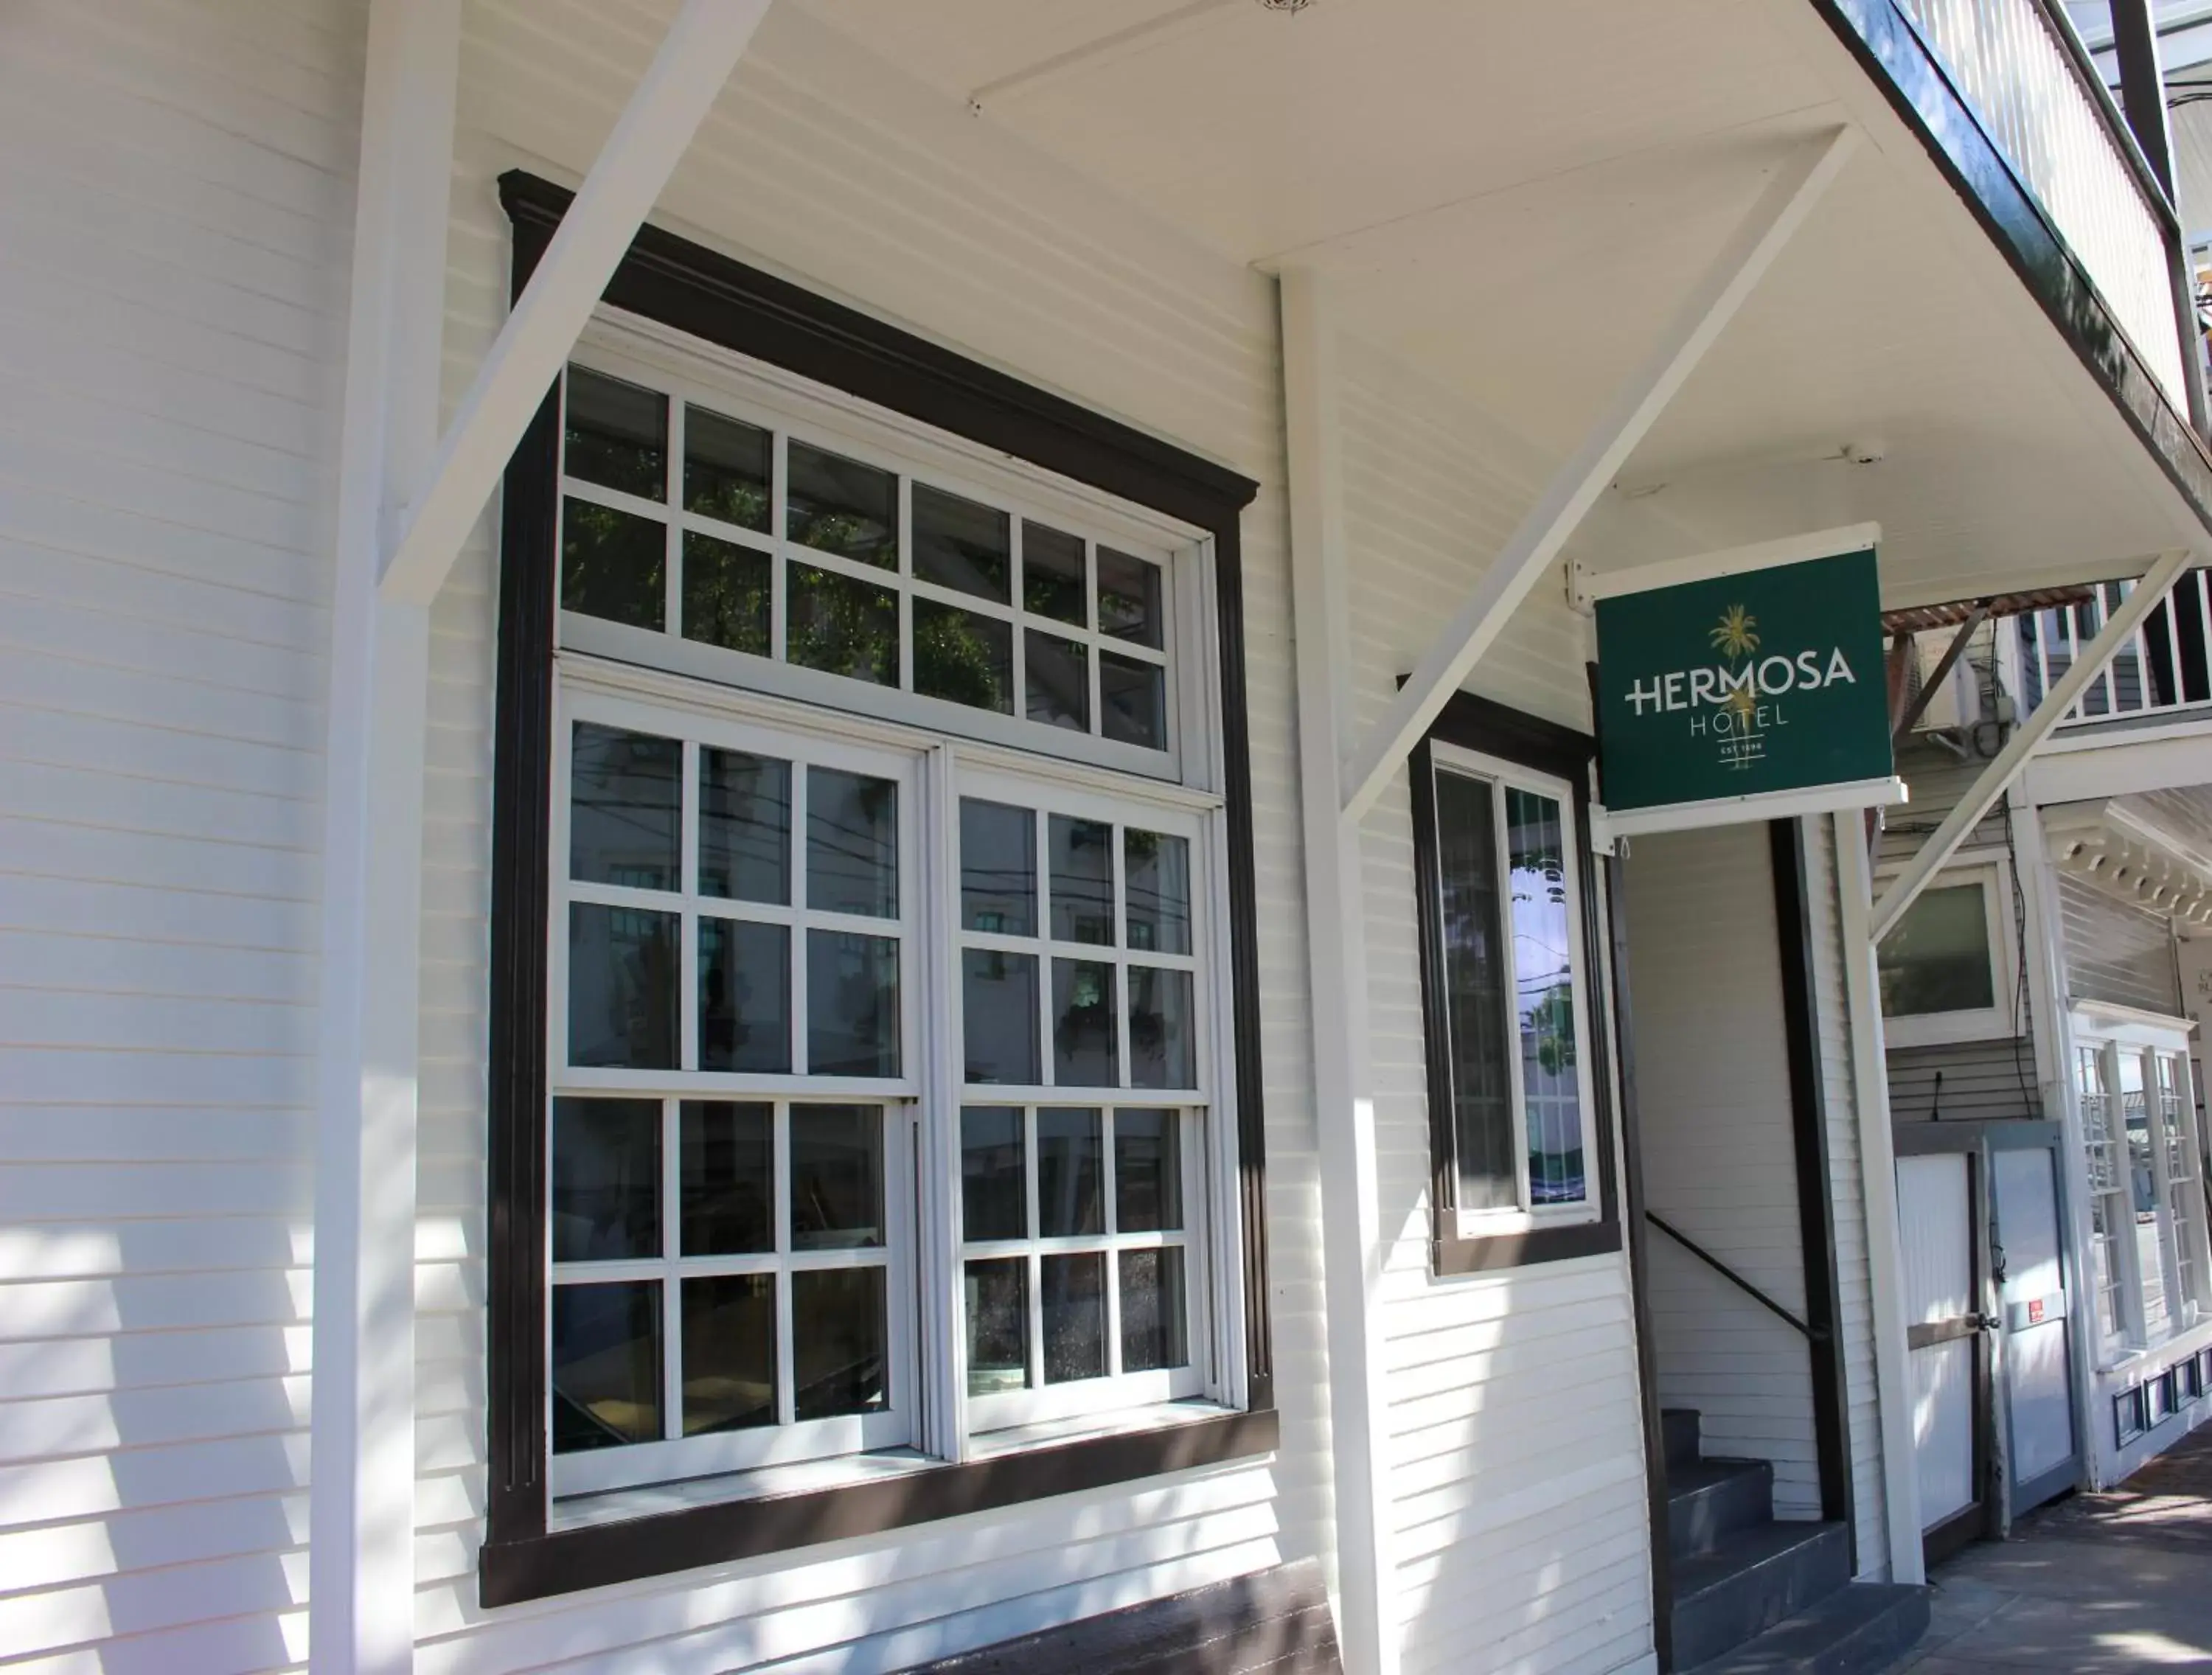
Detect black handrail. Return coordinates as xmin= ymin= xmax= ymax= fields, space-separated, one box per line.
xmin=1646 ymin=1212 xmax=1826 ymax=1343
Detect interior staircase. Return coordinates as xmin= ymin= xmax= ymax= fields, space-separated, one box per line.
xmin=1664 ymin=1408 xmax=1928 ymax=1674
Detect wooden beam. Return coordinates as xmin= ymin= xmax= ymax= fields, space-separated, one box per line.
xmin=1337 ymin=126 xmax=1857 ymax=822
xmin=378 ymin=0 xmax=774 ymax=604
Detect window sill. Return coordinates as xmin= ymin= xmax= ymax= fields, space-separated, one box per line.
xmin=1433 ymin=1213 xmax=1621 ymax=1277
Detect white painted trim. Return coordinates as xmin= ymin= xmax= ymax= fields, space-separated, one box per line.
xmin=1596 ymin=776 xmax=1905 ymax=844
xmin=1569 ymin=522 xmax=1882 ymax=607
xmin=1336 ymin=126 xmax=1858 ymax=823
xmin=1871 ymin=861 xmax=2020 ymax=1049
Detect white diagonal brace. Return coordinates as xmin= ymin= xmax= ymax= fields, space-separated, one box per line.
xmin=378 ymin=0 xmax=774 ymax=605
xmin=1871 ymin=547 xmax=2194 ymax=941
xmin=1338 ymin=126 xmax=1858 ymax=823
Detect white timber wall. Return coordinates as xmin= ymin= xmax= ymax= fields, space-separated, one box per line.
xmin=0 ymin=2 xmax=360 ymax=1671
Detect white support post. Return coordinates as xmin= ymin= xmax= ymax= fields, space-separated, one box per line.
xmin=1279 ymin=267 xmax=1399 ymax=1675
xmin=1338 ymin=126 xmax=1857 ymax=823
xmin=1871 ymin=548 xmax=2195 ymax=941
xmin=1832 ymin=810 xmax=1927 ymax=1585
xmin=379 ymin=0 xmax=775 ymax=605
xmin=310 ymin=4 xmax=458 ymax=1673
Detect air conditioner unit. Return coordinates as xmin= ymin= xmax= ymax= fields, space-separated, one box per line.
xmin=1906 ymin=632 xmax=1983 ymax=733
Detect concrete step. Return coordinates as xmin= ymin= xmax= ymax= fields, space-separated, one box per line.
xmin=1668 ymin=1457 xmax=1775 ymax=1561
xmin=1663 ymin=1407 xmax=1703 ymax=1472
xmin=1671 ymin=1520 xmax=1853 ymax=1672
xmin=1680 ymin=1581 xmax=1930 ymax=1674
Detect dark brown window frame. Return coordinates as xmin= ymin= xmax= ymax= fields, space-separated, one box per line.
xmin=482 ymin=170 xmax=1273 ymax=1607
xmin=1408 ymin=692 xmax=1622 ymax=1276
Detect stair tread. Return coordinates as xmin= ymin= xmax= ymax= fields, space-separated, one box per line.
xmin=1666 ymin=1458 xmax=1771 ymax=1498
xmin=1680 ymin=1582 xmax=1929 ymax=1674
xmin=1672 ymin=1520 xmax=1848 ymax=1602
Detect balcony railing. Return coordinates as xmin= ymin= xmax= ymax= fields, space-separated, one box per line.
xmin=2017 ymin=570 xmax=2212 ymax=724
xmin=1891 ymin=0 xmax=2191 ymax=407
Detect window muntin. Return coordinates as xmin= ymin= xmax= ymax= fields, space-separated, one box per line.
xmin=2156 ymin=1051 xmax=2208 ymax=1324
xmin=2080 ymin=1043 xmax=2129 ymax=1356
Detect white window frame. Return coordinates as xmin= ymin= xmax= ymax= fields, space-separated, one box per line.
xmin=1874 ymin=858 xmax=2017 ymax=1048
xmin=1427 ymin=741 xmax=1602 ymax=1242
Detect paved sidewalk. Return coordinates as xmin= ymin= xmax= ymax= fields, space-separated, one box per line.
xmin=1893 ymin=1421 xmax=2212 ymax=1671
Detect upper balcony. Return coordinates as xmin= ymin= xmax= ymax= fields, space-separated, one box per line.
xmin=2017 ymin=569 xmax=2212 ymax=723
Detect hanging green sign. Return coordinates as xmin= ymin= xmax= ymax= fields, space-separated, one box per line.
xmin=1594 ymin=544 xmax=1893 ymax=821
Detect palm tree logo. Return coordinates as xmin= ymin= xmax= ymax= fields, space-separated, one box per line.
xmin=1711 ymin=604 xmax=1761 ymax=729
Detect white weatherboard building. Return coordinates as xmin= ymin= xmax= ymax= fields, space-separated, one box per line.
xmin=7 ymin=2 xmax=2212 ymax=1674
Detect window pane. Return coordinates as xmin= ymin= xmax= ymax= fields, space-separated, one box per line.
xmin=698 ymin=918 xmax=790 ymax=1074
xmin=1124 ymin=830 xmax=1190 ymax=954
xmin=792 ymin=1267 xmax=888 ymax=1418
xmin=681 ymin=532 xmax=771 ymax=655
xmin=679 ymin=1101 xmax=772 ymax=1256
xmin=914 ymin=601 xmax=1014 ymax=713
xmin=563 ymin=497 xmax=666 ymax=631
xmin=570 ymin=723 xmax=680 ymax=891
xmin=699 ymin=748 xmax=790 ymax=905
xmin=565 ymin=368 xmax=667 ymax=500
xmin=681 ymin=1275 xmax=776 ymax=1435
xmin=551 ymin=1097 xmax=660 ymax=1261
xmin=1505 ymin=787 xmax=1585 ymax=1208
xmin=1049 ymin=815 xmax=1114 ymax=944
xmin=1100 ymin=652 xmax=1166 ymax=751
xmin=1433 ymin=770 xmax=1515 ymax=1211
xmin=962 ymin=950 xmax=1039 ymax=1084
xmin=1119 ymin=1247 xmax=1188 ymax=1373
xmin=787 ymin=441 xmax=896 ymax=568
xmin=684 ymin=405 xmax=770 ymax=531
xmin=788 ymin=561 xmax=900 ymax=686
xmin=2121 ymin=1051 xmax=2173 ymax=1341
xmin=1877 ymin=884 xmax=1996 ymax=1017
xmin=1037 ymin=1107 xmax=1103 ymax=1236
xmin=807 ymin=930 xmax=900 ymax=1078
xmin=1025 ymin=630 xmax=1090 ymax=731
xmin=1128 ymin=966 xmax=1195 ymax=1090
xmin=1041 ymin=1253 xmax=1106 ymax=1384
xmin=569 ymin=904 xmax=678 ymax=1070
xmin=960 ymin=799 xmax=1034 ymax=935
xmin=551 ymin=1282 xmax=661 ymax=1452
xmin=964 ymin=1258 xmax=1029 ymax=1395
xmin=961 ymin=1107 xmax=1028 ymax=1242
xmin=1096 ymin=549 xmax=1163 ymax=649
xmin=808 ymin=767 xmax=898 ymax=918
xmin=1114 ymin=1109 xmax=1183 ymax=1233
xmin=1052 ymin=959 xmax=1118 ymax=1087
xmin=913 ymin=483 xmax=1009 ymax=603
xmin=1023 ymin=522 xmax=1086 ymax=624
xmin=790 ymin=1104 xmax=884 ymax=1250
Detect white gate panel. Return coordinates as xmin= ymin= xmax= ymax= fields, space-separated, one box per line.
xmin=1899 ymin=1153 xmax=1978 ymax=1531
xmin=1993 ymin=1146 xmax=2076 ymax=1488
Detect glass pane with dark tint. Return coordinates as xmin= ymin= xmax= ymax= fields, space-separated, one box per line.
xmin=913 ymin=483 xmax=1009 ymax=602
xmin=1124 ymin=830 xmax=1189 ymax=954
xmin=807 ymin=930 xmax=900 ymax=1078
xmin=1041 ymin=1253 xmax=1106 ymax=1385
xmin=565 ymin=367 xmax=667 ymax=500
xmin=569 ymin=904 xmax=678 ymax=1070
xmin=1119 ymin=1247 xmax=1188 ymax=1373
xmin=914 ymin=600 xmax=1013 ymax=714
xmin=681 ymin=1275 xmax=776 ymax=1435
xmin=960 ymin=799 xmax=1034 ymax=936
xmin=1114 ymin=1109 xmax=1182 ymax=1233
xmin=1877 ymin=884 xmax=1996 ymax=1017
xmin=679 ymin=1101 xmax=771 ymax=1255
xmin=681 ymin=532 xmax=771 ymax=655
xmin=1128 ymin=965 xmax=1195 ymax=1090
xmin=699 ymin=748 xmax=789 ymax=905
xmin=961 ymin=1106 xmax=1027 ymax=1242
xmin=1049 ymin=815 xmax=1114 ymax=945
xmin=962 ymin=950 xmax=1038 ymax=1084
xmin=1096 ymin=548 xmax=1163 ymax=649
xmin=698 ymin=917 xmax=790 ymax=1074
xmin=1505 ymin=787 xmax=1585 ymax=1207
xmin=808 ymin=767 xmax=897 ymax=918
xmin=551 ymin=1281 xmax=661 ymax=1452
xmin=1052 ymin=959 xmax=1118 ymax=1087
xmin=1023 ymin=522 xmax=1087 ymax=625
xmin=563 ymin=497 xmax=666 ymax=631
xmin=792 ymin=1267 xmax=888 ymax=1419
xmin=788 ymin=562 xmax=899 ymax=686
xmin=1100 ymin=652 xmax=1166 ymax=751
xmin=787 ymin=441 xmax=896 ymax=568
xmin=570 ymin=722 xmax=680 ymax=891
xmin=551 ymin=1097 xmax=660 ymax=1261
xmin=684 ymin=405 xmax=770 ymax=532
xmin=1037 ymin=1107 xmax=1103 ymax=1236
xmin=1433 ymin=768 xmax=1515 ymax=1212
xmin=1025 ymin=630 xmax=1090 ymax=732
xmin=790 ymin=1104 xmax=883 ymax=1249
xmin=964 ymin=1258 xmax=1029 ymax=1396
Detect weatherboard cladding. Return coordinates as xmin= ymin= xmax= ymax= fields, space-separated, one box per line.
xmin=2056 ymin=873 xmax=2183 ymax=1017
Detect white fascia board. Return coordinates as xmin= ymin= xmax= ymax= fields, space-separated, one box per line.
xmin=1571 ymin=522 xmax=1882 ymax=609
xmin=1593 ymin=776 xmax=1904 ymax=846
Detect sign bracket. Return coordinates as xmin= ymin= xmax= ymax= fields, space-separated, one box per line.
xmin=1568 ymin=522 xmax=1883 ymax=613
